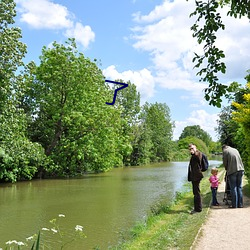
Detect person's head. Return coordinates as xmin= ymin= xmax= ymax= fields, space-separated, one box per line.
xmin=211 ymin=167 xmax=218 ymax=176
xmin=188 ymin=143 xmax=197 ymax=155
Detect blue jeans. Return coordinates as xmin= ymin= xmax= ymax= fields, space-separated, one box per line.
xmin=211 ymin=187 xmax=218 ymax=205
xmin=228 ymin=170 xmax=244 ymax=208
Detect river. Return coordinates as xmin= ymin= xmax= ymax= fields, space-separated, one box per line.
xmin=0 ymin=160 xmax=221 ymax=249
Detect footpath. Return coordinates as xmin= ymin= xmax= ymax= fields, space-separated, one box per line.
xmin=191 ymin=173 xmax=250 ymax=250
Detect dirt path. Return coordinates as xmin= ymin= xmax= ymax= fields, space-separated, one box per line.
xmin=192 ymin=174 xmax=250 ymax=250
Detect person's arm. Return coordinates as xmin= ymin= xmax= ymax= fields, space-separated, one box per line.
xmin=222 ymin=152 xmax=228 ymax=171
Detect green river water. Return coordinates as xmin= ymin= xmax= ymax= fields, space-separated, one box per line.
xmin=0 ymin=160 xmax=221 ymax=249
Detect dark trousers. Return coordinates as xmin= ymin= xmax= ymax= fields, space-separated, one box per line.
xmin=192 ymin=181 xmax=202 ymax=212
xmin=211 ymin=187 xmax=218 ymax=205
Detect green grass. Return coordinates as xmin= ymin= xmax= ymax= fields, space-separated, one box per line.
xmin=111 ymin=171 xmax=225 ymax=250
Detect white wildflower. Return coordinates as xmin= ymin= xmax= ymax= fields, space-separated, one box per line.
xmin=17 ymin=241 xmax=25 ymax=246
xmin=6 ymin=240 xmax=17 ymax=245
xmin=26 ymin=236 xmax=34 ymax=241
xmin=51 ymin=228 xmax=58 ymax=233
xmin=75 ymin=225 xmax=83 ymax=232
xmin=42 ymin=227 xmax=50 ymax=231
xmin=58 ymin=214 xmax=65 ymax=217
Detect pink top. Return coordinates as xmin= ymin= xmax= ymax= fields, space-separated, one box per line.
xmin=209 ymin=175 xmax=219 ymax=188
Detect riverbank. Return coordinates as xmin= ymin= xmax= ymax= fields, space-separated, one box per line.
xmin=112 ymin=169 xmax=224 ymax=249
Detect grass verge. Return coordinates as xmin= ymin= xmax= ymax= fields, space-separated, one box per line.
xmin=111 ymin=170 xmax=225 ymax=250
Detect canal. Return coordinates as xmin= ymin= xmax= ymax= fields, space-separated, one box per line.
xmin=0 ymin=160 xmax=221 ymax=249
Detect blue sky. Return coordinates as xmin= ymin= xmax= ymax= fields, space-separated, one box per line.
xmin=14 ymin=0 xmax=250 ymax=141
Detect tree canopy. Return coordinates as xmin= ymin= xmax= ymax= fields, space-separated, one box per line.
xmin=179 ymin=125 xmax=212 ymax=146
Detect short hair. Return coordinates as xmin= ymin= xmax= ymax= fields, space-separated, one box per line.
xmin=211 ymin=167 xmax=218 ymax=174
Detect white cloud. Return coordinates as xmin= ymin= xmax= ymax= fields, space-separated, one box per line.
xmin=131 ymin=0 xmax=204 ymax=96
xmin=103 ymin=65 xmax=155 ymax=103
xmin=214 ymin=7 xmax=250 ymax=81
xmin=132 ymin=1 xmax=174 ymax=23
xmin=65 ymin=22 xmax=95 ymax=48
xmin=16 ymin=0 xmax=73 ymax=29
xmin=131 ymin=0 xmax=250 ymax=93
xmin=173 ymin=110 xmax=219 ymax=141
xmin=16 ymin=0 xmax=95 ymax=48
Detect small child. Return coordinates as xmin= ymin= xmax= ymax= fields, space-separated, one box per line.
xmin=209 ymin=168 xmax=220 ymax=206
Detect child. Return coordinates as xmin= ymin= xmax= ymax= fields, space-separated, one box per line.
xmin=209 ymin=168 xmax=220 ymax=206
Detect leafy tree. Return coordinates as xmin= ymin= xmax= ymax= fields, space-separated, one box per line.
xmin=216 ymin=106 xmax=239 ymax=147
xmin=179 ymin=125 xmax=212 ymax=146
xmin=216 ymin=73 xmax=250 ymax=150
xmin=209 ymin=141 xmax=222 ymax=155
xmin=112 ymin=80 xmax=140 ymax=124
xmin=0 ymin=0 xmax=47 ymax=182
xmin=24 ymin=39 xmax=126 ymax=175
xmin=178 ymin=136 xmax=209 ymax=156
xmin=189 ymin=0 xmax=250 ymax=107
xmin=111 ymin=80 xmax=140 ymax=165
xmin=129 ymin=122 xmax=153 ymax=165
xmin=140 ymin=102 xmax=174 ymax=162
xmin=231 ymin=80 xmax=250 ymax=176
xmin=0 ymin=0 xmax=27 ymax=109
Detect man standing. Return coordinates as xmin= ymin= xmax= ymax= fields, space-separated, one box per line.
xmin=222 ymin=144 xmax=244 ymax=208
xmin=188 ymin=143 xmax=204 ymax=214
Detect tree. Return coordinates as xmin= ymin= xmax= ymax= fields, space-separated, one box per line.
xmin=111 ymin=80 xmax=140 ymax=165
xmin=216 ymin=106 xmax=240 ymax=147
xmin=178 ymin=136 xmax=209 ymax=156
xmin=230 ymin=76 xmax=250 ymax=176
xmin=179 ymin=125 xmax=212 ymax=146
xmin=140 ymin=102 xmax=174 ymax=162
xmin=190 ymin=0 xmax=250 ymax=107
xmin=24 ymin=39 xmax=126 ymax=175
xmin=0 ymin=0 xmax=27 ymax=109
xmin=216 ymin=72 xmax=250 ymax=150
xmin=129 ymin=122 xmax=153 ymax=166
xmin=0 ymin=0 xmax=47 ymax=182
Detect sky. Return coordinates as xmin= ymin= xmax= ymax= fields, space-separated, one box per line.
xmin=14 ymin=0 xmax=250 ymax=141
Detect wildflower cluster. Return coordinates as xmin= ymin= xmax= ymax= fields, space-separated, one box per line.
xmin=1 ymin=214 xmax=86 ymax=249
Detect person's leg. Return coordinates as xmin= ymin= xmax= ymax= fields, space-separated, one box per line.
xmin=228 ymin=172 xmax=237 ymax=208
xmin=215 ymin=187 xmax=219 ymax=204
xmin=236 ymin=170 xmax=244 ymax=208
xmin=192 ymin=181 xmax=202 ymax=212
xmin=211 ymin=187 xmax=216 ymax=205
